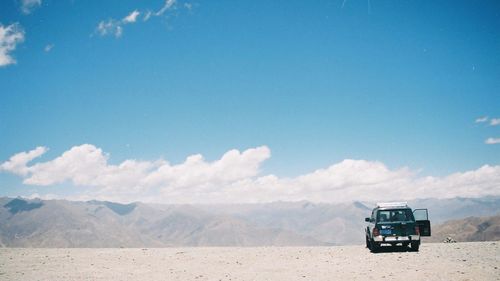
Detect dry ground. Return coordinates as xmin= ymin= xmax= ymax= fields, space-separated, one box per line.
xmin=0 ymin=242 xmax=499 ymax=280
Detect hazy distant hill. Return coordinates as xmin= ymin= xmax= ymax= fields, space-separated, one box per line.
xmin=197 ymin=201 xmax=372 ymax=245
xmin=197 ymin=197 xmax=500 ymax=245
xmin=0 ymin=198 xmax=152 ymax=247
xmin=408 ymin=197 xmax=500 ymax=224
xmin=425 ymin=215 xmax=500 ymax=243
xmin=0 ymin=198 xmax=322 ymax=247
xmin=0 ymin=197 xmax=499 ymax=247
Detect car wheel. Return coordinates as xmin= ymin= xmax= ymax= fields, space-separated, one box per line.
xmin=366 ymin=236 xmax=371 ymax=249
xmin=370 ymin=240 xmax=380 ymax=253
xmin=410 ymin=241 xmax=420 ymax=252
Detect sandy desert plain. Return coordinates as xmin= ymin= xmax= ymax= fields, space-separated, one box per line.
xmin=0 ymin=242 xmax=499 ymax=281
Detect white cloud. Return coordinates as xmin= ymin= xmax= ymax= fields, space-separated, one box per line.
xmin=143 ymin=11 xmax=153 ymax=21
xmin=0 ymin=23 xmax=25 ymax=67
xmin=44 ymin=43 xmax=54 ymax=52
xmin=490 ymin=118 xmax=500 ymax=126
xmin=0 ymin=146 xmax=47 ymax=176
xmin=156 ymin=0 xmax=176 ymax=16
xmin=2 ymin=144 xmax=499 ymax=204
xmin=115 ymin=26 xmax=123 ymax=37
xmin=123 ymin=10 xmax=140 ymax=23
xmin=96 ymin=0 xmax=189 ymax=38
xmin=96 ymin=19 xmax=122 ymax=38
xmin=475 ymin=116 xmax=488 ymax=123
xmin=485 ymin=138 xmax=500 ymax=145
xmin=143 ymin=146 xmax=270 ymax=190
xmin=96 ymin=9 xmax=146 ymax=38
xmin=20 ymin=0 xmax=42 ymax=14
xmin=475 ymin=117 xmax=500 ymax=126
xmin=28 ymin=193 xmax=59 ymax=200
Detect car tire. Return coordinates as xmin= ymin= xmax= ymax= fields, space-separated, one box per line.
xmin=370 ymin=240 xmax=380 ymax=253
xmin=366 ymin=236 xmax=371 ymax=249
xmin=410 ymin=241 xmax=420 ymax=252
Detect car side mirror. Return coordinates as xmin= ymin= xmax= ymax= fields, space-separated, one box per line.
xmin=365 ymin=217 xmax=370 ymax=222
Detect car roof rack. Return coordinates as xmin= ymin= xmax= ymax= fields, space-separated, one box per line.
xmin=376 ymin=202 xmax=408 ymax=208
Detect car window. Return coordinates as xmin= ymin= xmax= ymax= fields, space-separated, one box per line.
xmin=377 ymin=209 xmax=414 ymax=222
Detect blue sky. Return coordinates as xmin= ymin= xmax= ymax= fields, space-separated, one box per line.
xmin=0 ymin=0 xmax=499 ymax=203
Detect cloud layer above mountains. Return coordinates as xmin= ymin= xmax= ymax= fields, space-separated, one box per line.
xmin=1 ymin=144 xmax=499 ymax=203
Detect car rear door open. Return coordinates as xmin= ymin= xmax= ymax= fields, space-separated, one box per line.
xmin=413 ymin=209 xmax=431 ymax=236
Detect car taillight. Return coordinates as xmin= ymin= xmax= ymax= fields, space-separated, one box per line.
xmin=415 ymin=226 xmax=420 ymax=235
xmin=373 ymin=227 xmax=380 ymax=236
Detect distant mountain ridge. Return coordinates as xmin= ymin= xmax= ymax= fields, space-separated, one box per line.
xmin=4 ymin=198 xmax=43 ymax=214
xmin=0 ymin=196 xmax=499 ymax=247
xmin=0 ymin=198 xmax=323 ymax=247
xmin=426 ymin=215 xmax=500 ymax=242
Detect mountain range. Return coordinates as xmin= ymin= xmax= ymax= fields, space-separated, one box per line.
xmin=426 ymin=214 xmax=500 ymax=243
xmin=0 ymin=196 xmax=499 ymax=247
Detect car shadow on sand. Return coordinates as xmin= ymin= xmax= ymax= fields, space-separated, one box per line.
xmin=370 ymin=246 xmax=416 ymax=254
